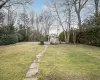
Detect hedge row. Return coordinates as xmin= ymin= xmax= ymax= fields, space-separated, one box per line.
xmin=76 ymin=27 xmax=100 ymax=46
xmin=59 ymin=27 xmax=100 ymax=47
xmin=0 ymin=34 xmax=24 ymax=45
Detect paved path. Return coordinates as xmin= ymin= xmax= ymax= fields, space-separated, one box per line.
xmin=24 ymin=45 xmax=48 ymax=80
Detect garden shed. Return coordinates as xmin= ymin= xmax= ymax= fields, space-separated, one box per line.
xmin=49 ymin=34 xmax=59 ymax=44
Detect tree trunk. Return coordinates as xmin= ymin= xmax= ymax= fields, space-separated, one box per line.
xmin=77 ymin=12 xmax=82 ymax=31
xmin=63 ymin=30 xmax=67 ymax=43
xmin=67 ymin=31 xmax=70 ymax=43
xmin=53 ymin=2 xmax=68 ymax=43
xmin=73 ymin=30 xmax=76 ymax=44
xmin=67 ymin=8 xmax=71 ymax=43
xmin=95 ymin=0 xmax=99 ymax=26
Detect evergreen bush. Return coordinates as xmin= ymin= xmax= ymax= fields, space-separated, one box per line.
xmin=0 ymin=34 xmax=18 ymax=45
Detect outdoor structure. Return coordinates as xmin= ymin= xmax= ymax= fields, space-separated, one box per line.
xmin=49 ymin=34 xmax=59 ymax=44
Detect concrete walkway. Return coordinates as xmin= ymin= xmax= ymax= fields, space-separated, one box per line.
xmin=24 ymin=45 xmax=48 ymax=80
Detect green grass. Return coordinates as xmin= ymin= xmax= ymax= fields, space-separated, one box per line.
xmin=38 ymin=44 xmax=100 ymax=80
xmin=0 ymin=42 xmax=44 ymax=80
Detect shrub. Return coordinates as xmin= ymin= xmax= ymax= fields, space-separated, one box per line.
xmin=17 ymin=33 xmax=24 ymax=42
xmin=0 ymin=34 xmax=18 ymax=45
xmin=59 ymin=27 xmax=100 ymax=47
xmin=59 ymin=32 xmax=67 ymax=42
xmin=0 ymin=40 xmax=3 ymax=45
xmin=50 ymin=42 xmax=58 ymax=45
xmin=50 ymin=42 xmax=54 ymax=45
xmin=76 ymin=27 xmax=100 ymax=46
xmin=40 ymin=40 xmax=44 ymax=45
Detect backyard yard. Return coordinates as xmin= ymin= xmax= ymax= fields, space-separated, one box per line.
xmin=0 ymin=42 xmax=44 ymax=80
xmin=0 ymin=43 xmax=100 ymax=80
xmin=38 ymin=44 xmax=100 ymax=80
xmin=0 ymin=0 xmax=100 ymax=80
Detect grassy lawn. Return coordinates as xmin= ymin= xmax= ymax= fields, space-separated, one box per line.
xmin=0 ymin=42 xmax=44 ymax=80
xmin=38 ymin=44 xmax=100 ymax=80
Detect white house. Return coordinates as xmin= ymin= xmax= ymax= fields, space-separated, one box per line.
xmin=49 ymin=34 xmax=59 ymax=44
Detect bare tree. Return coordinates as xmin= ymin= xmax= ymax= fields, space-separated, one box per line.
xmin=40 ymin=11 xmax=55 ymax=37
xmin=8 ymin=11 xmax=17 ymax=26
xmin=0 ymin=0 xmax=33 ymax=9
xmin=35 ymin=14 xmax=40 ymax=34
xmin=0 ymin=12 xmax=5 ymax=26
xmin=73 ymin=0 xmax=88 ymax=31
xmin=30 ymin=11 xmax=35 ymax=29
xmin=50 ymin=0 xmax=68 ymax=43
xmin=6 ymin=1 xmax=17 ymax=26
xmin=94 ymin=0 xmax=100 ymax=26
xmin=63 ymin=0 xmax=74 ymax=43
xmin=32 ymin=14 xmax=42 ymax=41
xmin=19 ymin=11 xmax=29 ymax=27
xmin=0 ymin=0 xmax=9 ymax=9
